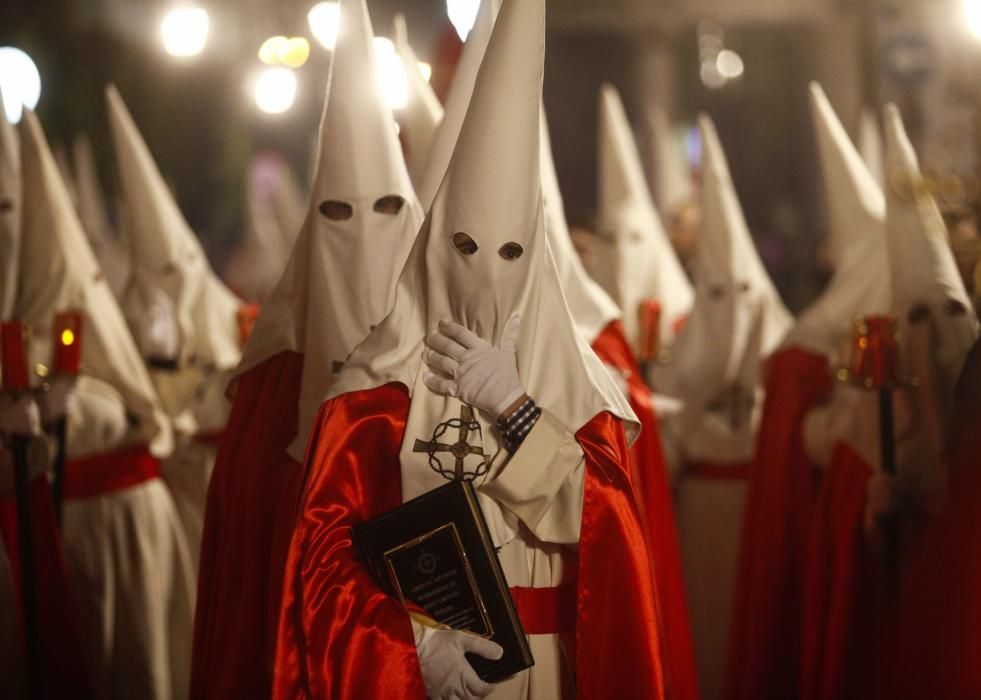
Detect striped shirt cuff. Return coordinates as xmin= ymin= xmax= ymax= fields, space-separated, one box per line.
xmin=499 ymin=397 xmax=542 ymax=453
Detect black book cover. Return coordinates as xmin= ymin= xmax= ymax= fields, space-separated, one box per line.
xmin=351 ymin=480 xmax=534 ymax=682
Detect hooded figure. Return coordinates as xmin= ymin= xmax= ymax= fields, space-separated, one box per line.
xmin=593 ymin=84 xmax=694 ymax=357
xmin=0 ymin=100 xmax=94 ymax=700
xmin=274 ymin=1 xmax=666 ymax=699
xmin=394 ymin=13 xmax=444 ymax=187
xmin=415 ymin=0 xmax=499 ymax=210
xmin=652 ymin=114 xmax=792 ymax=700
xmin=798 ymin=104 xmax=980 ymax=700
xmin=73 ymin=134 xmax=130 ymax=299
xmin=106 ymin=85 xmax=243 ymax=570
xmin=191 ymin=1 xmax=424 ymax=695
xmin=16 ymin=110 xmax=194 ymax=700
xmin=543 ymin=108 xmax=699 ymax=700
xmin=725 ymin=83 xmax=890 ymax=700
xmin=221 ymin=158 xmax=291 ymax=304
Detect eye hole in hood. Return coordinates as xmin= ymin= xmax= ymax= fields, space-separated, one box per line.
xmin=373 ymin=195 xmax=405 ymax=215
xmin=452 ymin=232 xmax=478 ymax=256
xmin=319 ymin=200 xmax=354 ymax=221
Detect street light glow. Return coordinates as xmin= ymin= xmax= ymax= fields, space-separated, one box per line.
xmin=373 ymin=37 xmax=408 ymax=110
xmin=160 ymin=6 xmax=210 ymax=58
xmin=254 ymin=67 xmax=297 ymax=115
xmin=967 ymin=0 xmax=981 ymax=38
xmin=309 ymin=2 xmax=341 ymax=50
xmin=0 ymin=47 xmax=42 ymax=123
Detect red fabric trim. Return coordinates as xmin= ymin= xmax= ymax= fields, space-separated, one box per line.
xmin=510 ymin=581 xmax=577 ymax=635
xmin=64 ymin=445 xmax=160 ymax=500
xmin=687 ymin=460 xmax=752 ymax=481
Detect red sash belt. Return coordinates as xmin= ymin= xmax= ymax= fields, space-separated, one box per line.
xmin=687 ymin=460 xmax=752 ymax=481
xmin=64 ymin=446 xmax=161 ymax=501
xmin=510 ymin=579 xmax=577 ymax=635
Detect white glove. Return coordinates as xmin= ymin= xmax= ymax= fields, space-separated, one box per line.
xmin=0 ymin=394 xmax=41 ymax=437
xmin=414 ymin=623 xmax=502 ymax=700
xmin=423 ymin=315 xmax=525 ymax=420
xmin=37 ymin=376 xmax=77 ymax=425
xmin=136 ymin=287 xmax=179 ymax=362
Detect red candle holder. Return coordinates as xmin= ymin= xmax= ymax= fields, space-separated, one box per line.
xmin=637 ymin=299 xmax=662 ymax=363
xmin=237 ymin=304 xmax=261 ymax=347
xmin=845 ymin=315 xmax=900 ymax=389
xmin=52 ymin=311 xmax=83 ymax=376
xmin=1 ymin=321 xmax=31 ymax=392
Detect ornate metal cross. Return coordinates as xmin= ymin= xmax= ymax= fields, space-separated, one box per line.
xmin=413 ymin=404 xmax=489 ymax=481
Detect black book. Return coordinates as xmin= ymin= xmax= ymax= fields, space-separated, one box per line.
xmin=351 ymin=480 xmax=534 ymax=683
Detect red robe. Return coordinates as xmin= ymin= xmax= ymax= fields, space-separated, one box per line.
xmin=0 ymin=473 xmax=93 ymax=699
xmin=725 ymin=348 xmax=832 ymax=700
xmin=799 ymin=444 xmax=884 ymax=700
xmin=191 ymin=351 xmax=306 ymax=699
xmin=591 ymin=320 xmax=698 ymax=700
xmin=272 ymin=383 xmax=665 ymax=700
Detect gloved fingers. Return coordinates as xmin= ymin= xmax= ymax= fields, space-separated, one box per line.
xmin=458 ymin=633 xmax=504 ymax=661
xmin=498 ymin=313 xmax=521 ymax=351
xmin=423 ymin=372 xmax=459 ymax=398
xmin=438 ymin=320 xmax=486 ymax=351
xmin=427 ymin=331 xmax=468 ymax=362
xmin=461 ymin=666 xmax=495 ymax=698
xmin=423 ymin=349 xmax=459 ymax=378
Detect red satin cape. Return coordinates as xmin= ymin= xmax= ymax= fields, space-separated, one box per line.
xmin=191 ymin=351 xmax=306 ymax=699
xmin=0 ymin=473 xmax=93 ymax=699
xmin=725 ymin=348 xmax=832 ymax=700
xmin=272 ymin=383 xmax=665 ymax=700
xmin=592 ymin=320 xmax=698 ymax=700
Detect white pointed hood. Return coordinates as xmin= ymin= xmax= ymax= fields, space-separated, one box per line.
xmin=0 ymin=90 xmax=20 ymax=319
xmin=784 ymin=83 xmax=890 ymax=360
xmin=269 ymin=160 xmax=305 ymax=252
xmin=415 ymin=0 xmax=500 ymax=210
xmin=541 ymin=109 xmax=621 ymax=343
xmin=594 ymin=84 xmax=694 ymax=352
xmin=73 ymin=134 xmax=130 ymax=299
xmin=16 ymin=112 xmax=172 ymax=456
xmin=858 ymin=107 xmax=884 ymax=188
xmin=222 ymin=159 xmax=290 ymax=303
xmin=394 ymin=14 xmax=444 ymax=186
xmin=106 ymin=85 xmax=242 ymax=371
xmin=883 ymin=104 xmax=978 ymax=423
xmin=656 ymin=114 xmax=792 ymax=462
xmin=650 ymin=105 xmax=694 ymax=214
xmin=236 ymin=0 xmax=424 ymax=461
xmin=330 ymin=0 xmax=635 ymax=502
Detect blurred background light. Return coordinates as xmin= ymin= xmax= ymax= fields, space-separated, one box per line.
xmin=160 ymin=6 xmax=210 ymax=58
xmin=373 ymin=37 xmax=408 ymax=109
xmin=417 ymin=61 xmax=432 ymax=82
xmin=716 ymin=50 xmax=745 ymax=80
xmin=254 ymin=67 xmax=297 ymax=114
xmin=446 ymin=0 xmax=480 ymax=41
xmin=279 ymin=37 xmax=310 ymax=68
xmin=308 ymin=2 xmax=341 ymax=51
xmin=259 ymin=36 xmax=289 ymax=65
xmin=966 ymin=0 xmax=981 ymax=39
xmin=0 ymin=47 xmax=42 ymax=123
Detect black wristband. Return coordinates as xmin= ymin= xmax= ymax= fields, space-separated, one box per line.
xmin=499 ymin=397 xmax=542 ymax=452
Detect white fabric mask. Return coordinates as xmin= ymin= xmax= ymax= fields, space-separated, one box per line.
xmin=541 ymin=109 xmax=621 ymax=344
xmin=16 ymin=111 xmax=172 ymax=457
xmin=415 ymin=0 xmax=500 ymax=210
xmin=593 ymin=84 xmax=694 ymax=352
xmin=858 ymin=107 xmax=884 ymax=189
xmin=73 ymin=133 xmax=130 ymax=299
xmin=783 ymin=83 xmax=890 ymax=361
xmin=328 ymin=0 xmax=636 ymax=503
xmin=235 ymin=0 xmax=425 ymax=462
xmin=106 ymin=85 xmax=242 ymax=372
xmin=655 ymin=114 xmax=792 ymax=463
xmin=394 ymin=13 xmax=444 ymax=188
xmin=0 ymin=89 xmax=20 ymax=320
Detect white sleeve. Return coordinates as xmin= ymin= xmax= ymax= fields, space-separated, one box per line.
xmin=66 ymin=375 xmax=130 ymax=459
xmin=479 ymin=409 xmax=584 ymax=545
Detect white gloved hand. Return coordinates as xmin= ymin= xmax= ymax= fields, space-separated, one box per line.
xmin=414 ymin=623 xmax=502 ymax=700
xmin=423 ymin=315 xmax=525 ymax=420
xmin=37 ymin=376 xmax=77 ymax=425
xmin=0 ymin=394 xmax=41 ymax=437
xmin=136 ymin=287 xmax=179 ymax=362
